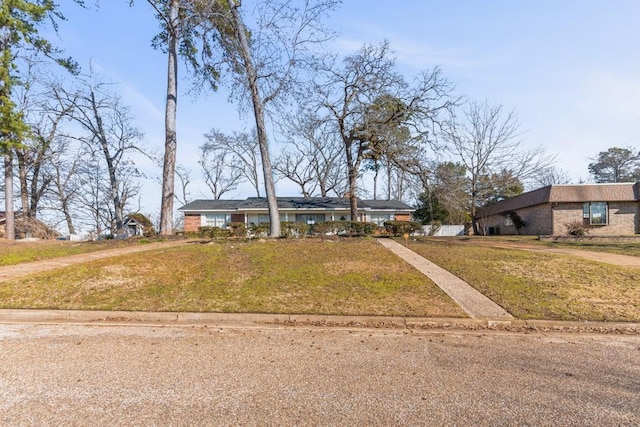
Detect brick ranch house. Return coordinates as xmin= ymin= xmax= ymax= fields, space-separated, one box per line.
xmin=475 ymin=182 xmax=640 ymax=236
xmin=179 ymin=197 xmax=414 ymax=233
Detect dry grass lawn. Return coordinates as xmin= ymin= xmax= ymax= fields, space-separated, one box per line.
xmin=405 ymin=239 xmax=640 ymax=322
xmin=0 ymin=239 xmax=466 ymax=318
xmin=439 ymin=235 xmax=640 ymax=257
xmin=0 ymin=238 xmax=159 ymax=266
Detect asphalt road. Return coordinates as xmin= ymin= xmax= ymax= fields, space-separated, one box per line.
xmin=0 ymin=323 xmax=638 ymax=426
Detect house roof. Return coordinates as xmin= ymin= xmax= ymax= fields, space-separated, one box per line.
xmin=478 ymin=182 xmax=640 ymax=217
xmin=178 ymin=197 xmax=414 ymax=212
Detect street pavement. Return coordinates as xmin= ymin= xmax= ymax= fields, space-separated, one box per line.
xmin=0 ymin=323 xmax=638 ymax=426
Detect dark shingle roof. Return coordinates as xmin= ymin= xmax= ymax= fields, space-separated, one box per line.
xmin=478 ymin=182 xmax=640 ymax=217
xmin=178 ymin=197 xmax=413 ymax=212
xmin=178 ymin=200 xmax=245 ymax=211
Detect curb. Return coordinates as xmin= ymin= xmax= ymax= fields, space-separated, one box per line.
xmin=0 ymin=309 xmax=637 ymax=334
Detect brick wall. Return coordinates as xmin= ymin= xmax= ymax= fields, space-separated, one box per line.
xmin=479 ymin=204 xmax=553 ymax=235
xmin=395 ymin=214 xmax=411 ymax=221
xmin=184 ymin=214 xmax=201 ymax=233
xmin=550 ymin=202 xmax=639 ymax=235
xmin=481 ymin=201 xmax=640 ymax=236
xmin=551 ymin=203 xmax=582 ymax=235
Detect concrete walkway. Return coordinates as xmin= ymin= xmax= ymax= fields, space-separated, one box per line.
xmin=377 ymin=239 xmax=513 ymax=320
xmin=0 ymin=240 xmax=192 ymax=282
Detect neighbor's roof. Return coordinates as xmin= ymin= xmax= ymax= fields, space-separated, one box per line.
xmin=478 ymin=182 xmax=640 ymax=217
xmin=178 ymin=197 xmax=414 ymax=212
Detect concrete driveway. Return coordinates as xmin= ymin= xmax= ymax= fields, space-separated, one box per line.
xmin=1 ymin=323 xmax=638 ymax=426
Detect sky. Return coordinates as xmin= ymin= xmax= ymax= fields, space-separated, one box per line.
xmin=46 ymin=0 xmax=640 ymax=220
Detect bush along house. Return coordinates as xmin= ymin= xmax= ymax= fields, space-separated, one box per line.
xmin=178 ymin=197 xmax=414 ymax=233
xmin=475 ymin=182 xmax=640 ymax=236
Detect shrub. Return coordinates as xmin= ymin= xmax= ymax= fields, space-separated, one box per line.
xmin=227 ymin=222 xmax=247 ymax=238
xmin=249 ymin=222 xmax=271 ymax=237
xmin=311 ymin=221 xmax=377 ymax=237
xmin=281 ymin=222 xmax=310 ymax=238
xmin=384 ymin=220 xmax=423 ymax=236
xmin=565 ymin=220 xmax=589 ymax=237
xmin=198 ymin=226 xmax=231 ymax=239
xmin=310 ymin=221 xmax=337 ymax=236
xmin=505 ymin=211 xmax=526 ymax=234
xmin=427 ymin=220 xmax=442 ymax=236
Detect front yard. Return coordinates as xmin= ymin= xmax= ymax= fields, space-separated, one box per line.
xmin=0 ymin=239 xmax=465 ymax=318
xmin=1 ymin=237 xmax=639 ymax=322
xmin=405 ymin=239 xmax=640 ymax=322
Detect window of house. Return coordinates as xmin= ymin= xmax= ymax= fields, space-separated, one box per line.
xmin=203 ymin=213 xmax=230 ymax=228
xmin=295 ymin=214 xmax=325 ymax=225
xmin=257 ymin=214 xmax=270 ymax=224
xmin=369 ymin=213 xmax=394 ymax=226
xmin=583 ymin=202 xmax=608 ymax=225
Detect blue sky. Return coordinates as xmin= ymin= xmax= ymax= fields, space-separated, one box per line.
xmin=49 ymin=0 xmax=640 ymax=216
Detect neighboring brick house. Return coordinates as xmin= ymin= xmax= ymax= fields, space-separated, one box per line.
xmin=178 ymin=197 xmax=414 ymax=233
xmin=475 ymin=182 xmax=640 ymax=236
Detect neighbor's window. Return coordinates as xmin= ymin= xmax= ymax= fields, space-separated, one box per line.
xmin=203 ymin=213 xmax=230 ymax=228
xmin=583 ymin=202 xmax=608 ymax=225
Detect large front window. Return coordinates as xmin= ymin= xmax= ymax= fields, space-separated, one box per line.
xmin=295 ymin=214 xmax=325 ymax=225
xmin=203 ymin=213 xmax=230 ymax=228
xmin=369 ymin=213 xmax=393 ymax=226
xmin=583 ymin=202 xmax=608 ymax=225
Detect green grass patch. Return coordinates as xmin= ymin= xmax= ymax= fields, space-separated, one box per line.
xmin=0 ymin=239 xmax=466 ymax=318
xmin=405 ymin=239 xmax=640 ymax=321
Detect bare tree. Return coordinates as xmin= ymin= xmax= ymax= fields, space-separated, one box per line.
xmin=312 ymin=42 xmax=456 ymax=220
xmin=202 ymin=129 xmax=261 ymax=196
xmin=49 ymin=142 xmax=83 ymax=234
xmin=174 ymin=164 xmax=192 ymax=206
xmin=198 ymin=144 xmax=244 ymax=199
xmin=533 ymin=166 xmax=571 ymax=187
xmin=275 ymin=109 xmax=346 ymax=197
xmin=53 ymin=79 xmax=145 ymax=236
xmin=11 ymin=61 xmax=76 ymax=220
xmin=444 ymin=100 xmax=555 ymax=234
xmin=189 ymin=0 xmax=338 ymax=237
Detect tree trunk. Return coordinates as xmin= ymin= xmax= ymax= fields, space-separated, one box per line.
xmin=372 ymin=162 xmax=378 ymax=200
xmin=386 ymin=159 xmax=392 ymax=200
xmin=60 ymin=196 xmax=75 ymax=235
xmin=228 ymin=0 xmax=280 ymax=237
xmin=159 ymin=0 xmax=179 ymax=236
xmin=4 ymin=152 xmax=15 ymax=240
xmin=89 ymin=90 xmax=125 ymax=236
xmin=346 ymin=153 xmax=359 ymax=220
xmin=470 ymin=192 xmax=479 ymax=235
xmin=15 ymin=150 xmax=30 ymax=218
